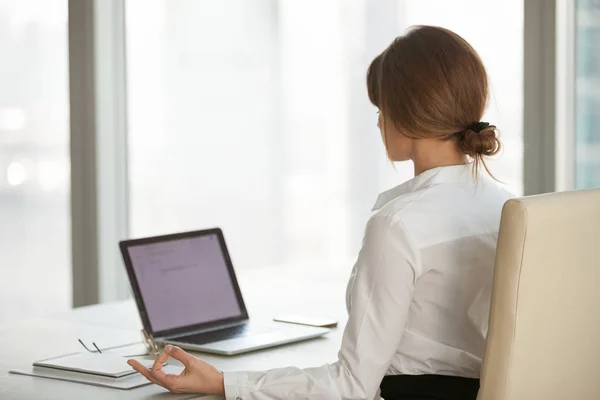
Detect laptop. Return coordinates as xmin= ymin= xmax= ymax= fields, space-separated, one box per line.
xmin=119 ymin=228 xmax=329 ymax=355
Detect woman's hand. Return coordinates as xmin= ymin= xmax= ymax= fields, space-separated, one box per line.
xmin=128 ymin=345 xmax=225 ymax=395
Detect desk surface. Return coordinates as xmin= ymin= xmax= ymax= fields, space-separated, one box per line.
xmin=0 ymin=266 xmax=349 ymax=400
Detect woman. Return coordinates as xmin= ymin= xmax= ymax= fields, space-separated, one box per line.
xmin=129 ymin=25 xmax=513 ymax=400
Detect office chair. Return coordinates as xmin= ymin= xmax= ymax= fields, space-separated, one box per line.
xmin=477 ymin=188 xmax=600 ymax=400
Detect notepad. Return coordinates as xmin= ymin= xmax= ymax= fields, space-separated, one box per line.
xmin=9 ymin=363 xmax=183 ymax=390
xmin=33 ymin=352 xmax=156 ymax=379
xmin=10 ymin=365 xmax=153 ymax=389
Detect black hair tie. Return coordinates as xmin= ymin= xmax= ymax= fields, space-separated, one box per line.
xmin=452 ymin=121 xmax=490 ymax=137
xmin=467 ymin=122 xmax=490 ymax=133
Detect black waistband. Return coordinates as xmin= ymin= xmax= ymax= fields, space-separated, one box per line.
xmin=380 ymin=374 xmax=480 ymax=400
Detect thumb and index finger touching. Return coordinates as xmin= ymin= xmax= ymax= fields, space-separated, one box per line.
xmin=126 ymin=344 xmax=196 ymax=377
xmin=164 ymin=345 xmax=197 ymax=367
xmin=127 ymin=345 xmax=198 ymax=390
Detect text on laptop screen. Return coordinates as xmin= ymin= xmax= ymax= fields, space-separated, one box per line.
xmin=127 ymin=234 xmax=243 ymax=332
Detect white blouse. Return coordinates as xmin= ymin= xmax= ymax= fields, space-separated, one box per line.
xmin=224 ymin=164 xmax=513 ymax=400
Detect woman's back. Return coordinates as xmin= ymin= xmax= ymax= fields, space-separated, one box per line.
xmin=366 ymin=164 xmax=512 ymax=378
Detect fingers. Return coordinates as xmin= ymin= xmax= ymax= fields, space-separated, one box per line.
xmin=128 ymin=346 xmax=197 ymax=393
xmin=151 ymin=349 xmax=170 ymax=372
xmin=128 ymin=358 xmax=181 ymax=392
xmin=164 ymin=345 xmax=197 ymax=367
xmin=127 ymin=359 xmax=162 ymax=387
xmin=127 ymin=359 xmax=147 ymax=374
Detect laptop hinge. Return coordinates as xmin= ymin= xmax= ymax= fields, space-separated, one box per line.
xmin=159 ymin=320 xmax=248 ymax=340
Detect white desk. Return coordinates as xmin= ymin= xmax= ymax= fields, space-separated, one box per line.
xmin=0 ymin=266 xmax=349 ymax=400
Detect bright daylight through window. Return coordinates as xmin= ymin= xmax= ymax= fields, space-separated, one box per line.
xmin=125 ymin=0 xmax=523 ymax=274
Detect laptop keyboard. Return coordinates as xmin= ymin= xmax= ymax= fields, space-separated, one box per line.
xmin=174 ymin=324 xmax=271 ymax=345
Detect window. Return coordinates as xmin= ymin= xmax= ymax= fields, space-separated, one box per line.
xmin=575 ymin=0 xmax=600 ymax=189
xmin=125 ymin=0 xmax=523 ymax=273
xmin=0 ymin=0 xmax=70 ymax=323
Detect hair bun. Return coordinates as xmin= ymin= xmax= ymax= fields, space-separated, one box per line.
xmin=457 ymin=125 xmax=501 ymax=158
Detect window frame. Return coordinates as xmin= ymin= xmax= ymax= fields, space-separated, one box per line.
xmin=555 ymin=0 xmax=576 ymax=191
xmin=69 ymin=0 xmax=130 ymax=306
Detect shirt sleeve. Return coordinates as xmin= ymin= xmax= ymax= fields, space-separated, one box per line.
xmin=223 ymin=214 xmax=421 ymax=400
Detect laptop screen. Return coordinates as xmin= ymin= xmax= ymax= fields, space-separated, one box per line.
xmin=126 ymin=232 xmax=244 ymax=333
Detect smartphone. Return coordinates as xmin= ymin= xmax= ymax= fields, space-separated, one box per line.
xmin=274 ymin=315 xmax=338 ymax=328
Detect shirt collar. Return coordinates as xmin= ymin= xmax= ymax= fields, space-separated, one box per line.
xmin=372 ymin=164 xmax=473 ymax=211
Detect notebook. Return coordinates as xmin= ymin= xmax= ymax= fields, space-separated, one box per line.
xmin=33 ymin=352 xmax=154 ymax=379
xmin=9 ymin=353 xmax=181 ymax=390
